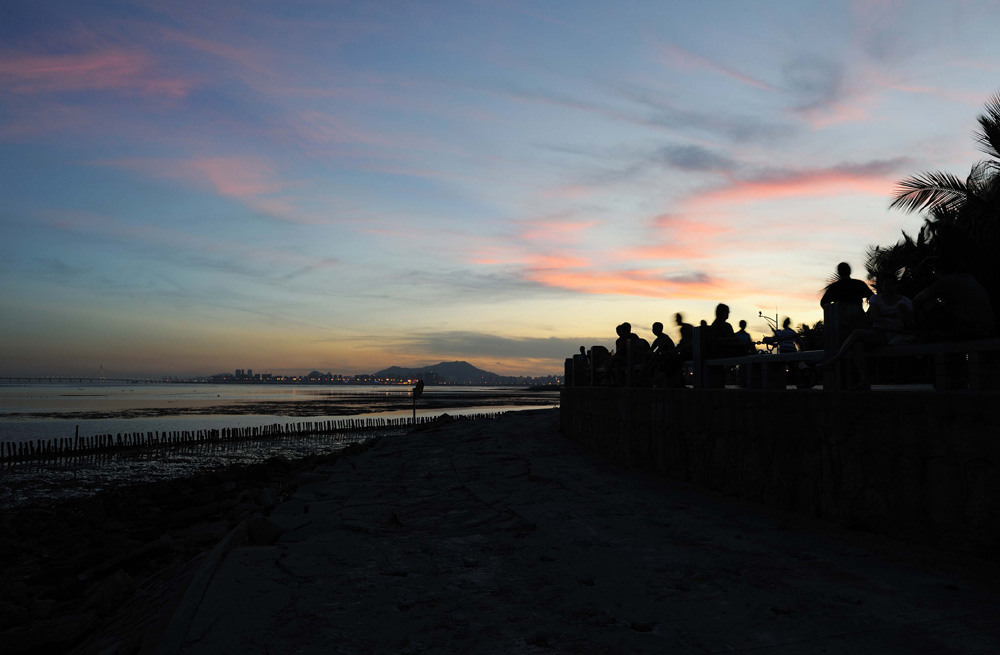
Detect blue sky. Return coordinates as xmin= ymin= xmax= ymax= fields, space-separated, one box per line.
xmin=2 ymin=0 xmax=999 ymax=377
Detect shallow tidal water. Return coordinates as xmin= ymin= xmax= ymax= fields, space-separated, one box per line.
xmin=0 ymin=383 xmax=559 ymax=507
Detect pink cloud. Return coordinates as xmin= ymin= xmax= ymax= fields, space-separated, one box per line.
xmin=526 ymin=268 xmax=720 ymax=299
xmin=98 ymin=156 xmax=286 ymax=197
xmin=518 ymin=220 xmax=596 ymax=244
xmin=654 ymin=214 xmax=732 ymax=237
xmin=187 ymin=157 xmax=286 ymax=197
xmin=606 ymin=215 xmax=731 ymax=263
xmin=618 ymin=243 xmax=712 ymax=262
xmin=0 ymin=48 xmax=194 ymax=97
xmin=689 ymin=165 xmax=899 ymax=208
xmin=798 ymin=100 xmax=869 ymax=129
xmin=529 ymin=254 xmax=591 ymax=268
xmin=885 ymin=83 xmax=984 ymax=106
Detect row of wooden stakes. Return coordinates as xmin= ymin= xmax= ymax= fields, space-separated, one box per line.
xmin=1 ymin=412 xmax=504 ymax=464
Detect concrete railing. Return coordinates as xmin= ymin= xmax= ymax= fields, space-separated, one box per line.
xmin=560 ymin=386 xmax=1000 ymax=558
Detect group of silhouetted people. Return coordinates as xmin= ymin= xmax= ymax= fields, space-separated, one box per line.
xmin=592 ymin=305 xmax=769 ymax=387
xmin=574 ymin=254 xmax=996 ymax=390
xmin=818 ymin=257 xmax=995 ymax=389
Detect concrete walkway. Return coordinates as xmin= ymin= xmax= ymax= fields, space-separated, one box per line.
xmin=173 ymin=409 xmax=1000 ymax=654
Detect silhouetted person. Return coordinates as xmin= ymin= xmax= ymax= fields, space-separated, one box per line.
xmin=611 ymin=323 xmax=640 ymax=385
xmin=708 ymin=303 xmax=742 ymax=357
xmin=735 ymin=319 xmax=754 ymax=355
xmin=573 ymin=346 xmax=591 ymax=385
xmin=913 ymin=255 xmax=995 ymax=336
xmin=590 ymin=345 xmax=611 ymax=385
xmin=645 ymin=321 xmax=681 ymax=386
xmin=821 ymin=262 xmax=872 ymax=307
xmin=675 ymin=313 xmax=693 ymax=361
xmin=764 ymin=317 xmax=803 ymax=354
xmin=650 ymin=322 xmax=674 ymax=356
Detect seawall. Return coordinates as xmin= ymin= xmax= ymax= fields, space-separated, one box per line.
xmin=560 ymin=387 xmax=1000 ymax=557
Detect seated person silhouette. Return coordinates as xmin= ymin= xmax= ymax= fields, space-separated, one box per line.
xmin=735 ymin=319 xmax=755 ymax=355
xmin=763 ymin=317 xmax=803 ymax=354
xmin=913 ymin=254 xmax=995 ymax=337
xmin=644 ymin=321 xmax=682 ymax=386
xmin=610 ymin=322 xmax=651 ymax=385
xmin=589 ymin=345 xmax=611 ymax=385
xmin=707 ymin=303 xmax=743 ymax=357
xmin=820 ymin=275 xmax=915 ymax=389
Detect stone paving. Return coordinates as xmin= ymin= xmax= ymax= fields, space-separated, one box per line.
xmin=173 ymin=409 xmax=1000 ymax=654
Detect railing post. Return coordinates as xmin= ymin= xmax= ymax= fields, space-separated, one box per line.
xmin=692 ymin=326 xmax=707 ymax=388
xmin=626 ymin=339 xmax=633 ymax=387
xmin=823 ymin=303 xmax=862 ymax=391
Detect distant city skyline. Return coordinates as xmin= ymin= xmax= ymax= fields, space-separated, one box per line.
xmin=4 ymin=2 xmax=1000 ymax=377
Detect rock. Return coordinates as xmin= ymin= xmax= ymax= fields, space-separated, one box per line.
xmin=248 ymin=518 xmax=284 ymax=545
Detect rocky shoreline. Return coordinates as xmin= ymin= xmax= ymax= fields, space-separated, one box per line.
xmin=0 ymin=439 xmax=380 ymax=655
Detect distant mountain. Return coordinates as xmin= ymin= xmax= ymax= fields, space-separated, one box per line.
xmin=372 ymin=360 xmax=500 ymax=384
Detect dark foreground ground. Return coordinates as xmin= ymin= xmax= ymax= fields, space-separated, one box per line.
xmin=172 ymin=409 xmax=999 ymax=654
xmin=6 ymin=409 xmax=1000 ymax=654
xmin=0 ymin=445 xmax=378 ymax=654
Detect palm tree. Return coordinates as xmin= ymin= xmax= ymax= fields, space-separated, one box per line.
xmin=867 ymin=93 xmax=1000 ymax=309
xmin=890 ymin=94 xmax=1000 ymax=218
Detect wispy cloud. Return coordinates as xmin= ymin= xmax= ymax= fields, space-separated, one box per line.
xmin=656 ymin=42 xmax=777 ymax=92
xmin=517 ymin=219 xmax=596 ymax=244
xmin=35 ymin=209 xmax=331 ymax=280
xmin=0 ymin=47 xmax=195 ymax=97
xmin=92 ymin=156 xmax=328 ymax=224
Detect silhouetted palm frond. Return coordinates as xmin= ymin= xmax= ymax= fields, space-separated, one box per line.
xmin=975 ymin=93 xmax=1000 ymax=160
xmin=889 ymin=171 xmax=967 ymax=214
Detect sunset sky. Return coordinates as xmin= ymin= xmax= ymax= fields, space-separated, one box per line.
xmin=2 ymin=1 xmax=1000 ymax=377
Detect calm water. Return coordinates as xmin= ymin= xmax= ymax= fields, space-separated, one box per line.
xmin=0 ymin=383 xmax=559 ymax=506
xmin=0 ymin=383 xmax=558 ymax=443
